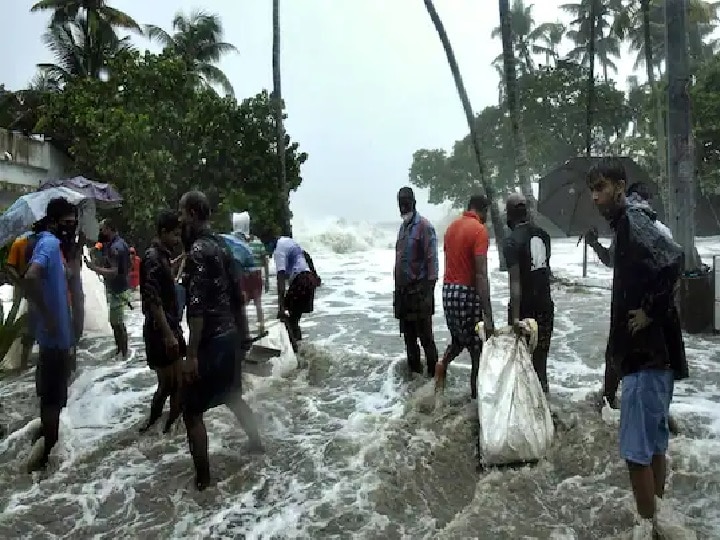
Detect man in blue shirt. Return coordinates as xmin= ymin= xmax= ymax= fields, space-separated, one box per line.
xmin=24 ymin=197 xmax=77 ymax=472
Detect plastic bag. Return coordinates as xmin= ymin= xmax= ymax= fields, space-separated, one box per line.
xmin=475 ymin=320 xmax=554 ymax=466
xmin=0 ymin=298 xmax=27 ymax=371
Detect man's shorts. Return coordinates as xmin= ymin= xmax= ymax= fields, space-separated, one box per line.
xmin=619 ymin=368 xmax=674 ymax=466
xmin=35 ymin=347 xmax=73 ymax=409
xmin=182 ymin=331 xmax=239 ymax=416
xmin=241 ymin=269 xmax=263 ymax=304
xmin=106 ymin=290 xmax=131 ymax=325
xmin=442 ymin=283 xmax=483 ymax=353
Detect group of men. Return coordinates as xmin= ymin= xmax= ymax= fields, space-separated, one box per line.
xmin=16 ymin=188 xmax=322 ymax=490
xmin=393 ymin=156 xmax=689 ymax=535
xmin=393 ymin=186 xmax=553 ymax=399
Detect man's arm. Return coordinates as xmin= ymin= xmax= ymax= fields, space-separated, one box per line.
xmin=274 ymin=247 xmax=288 ymax=313
xmin=473 ymin=227 xmax=493 ymax=328
xmin=139 ymin=254 xmax=173 ymax=337
xmin=24 ymin=239 xmax=54 ymax=326
xmin=422 ymin=221 xmax=439 ymax=283
xmin=589 ymin=239 xmax=614 ymax=268
xmin=503 ymin=237 xmax=521 ymax=324
xmin=93 ymin=245 xmax=119 ymax=278
xmin=185 ymin=247 xmax=209 ymax=360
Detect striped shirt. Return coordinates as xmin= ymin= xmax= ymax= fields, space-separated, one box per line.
xmin=394 ymin=212 xmax=438 ymax=287
xmin=248 ymin=237 xmax=266 ymax=270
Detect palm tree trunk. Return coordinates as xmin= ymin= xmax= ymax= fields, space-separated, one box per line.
xmin=273 ymin=0 xmax=291 ymax=237
xmin=642 ymin=0 xmax=669 ymax=219
xmin=499 ymin=0 xmax=536 ymax=210
xmin=585 ymin=0 xmax=597 ymax=157
xmin=423 ymin=0 xmax=507 ymax=269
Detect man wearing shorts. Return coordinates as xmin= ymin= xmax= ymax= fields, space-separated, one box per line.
xmin=88 ymin=219 xmax=131 ymax=358
xmin=23 ymin=197 xmax=77 ymax=472
xmin=503 ymin=192 xmax=554 ymax=394
xmin=435 ymin=195 xmax=495 ymax=399
xmin=179 ymin=191 xmax=262 ymax=491
xmin=139 ymin=210 xmax=186 ymax=434
xmin=587 ymin=157 xmax=688 ymax=535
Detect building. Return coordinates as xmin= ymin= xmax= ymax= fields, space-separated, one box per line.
xmin=0 ymin=128 xmax=72 ymax=208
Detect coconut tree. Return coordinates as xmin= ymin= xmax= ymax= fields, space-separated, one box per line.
xmin=532 ymin=22 xmax=567 ymax=67
xmin=272 ymin=0 xmax=291 ymax=237
xmin=499 ymin=0 xmax=535 ymax=209
xmin=562 ymin=0 xmax=623 ymax=81
xmin=423 ymin=0 xmax=508 ymax=268
xmin=37 ymin=15 xmax=133 ymax=82
xmin=145 ymin=10 xmax=237 ymax=97
xmin=30 ymin=0 xmax=140 ymax=30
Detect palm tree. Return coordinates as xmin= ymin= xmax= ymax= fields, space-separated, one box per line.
xmin=37 ymin=16 xmax=133 ymax=82
xmin=30 ymin=0 xmax=140 ymax=30
xmin=491 ymin=0 xmax=542 ymax=74
xmin=423 ymin=0 xmax=508 ymax=268
xmin=562 ymin=0 xmax=623 ymax=81
xmin=499 ymin=0 xmax=535 ymax=209
xmin=272 ymin=0 xmax=291 ymax=237
xmin=146 ymin=11 xmax=237 ymax=97
xmin=533 ymin=22 xmax=566 ymax=68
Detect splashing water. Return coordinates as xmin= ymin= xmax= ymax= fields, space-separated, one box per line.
xmin=0 ymin=219 xmax=718 ymax=538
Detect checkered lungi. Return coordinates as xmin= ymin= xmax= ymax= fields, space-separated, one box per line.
xmin=442 ymin=283 xmax=483 ymax=352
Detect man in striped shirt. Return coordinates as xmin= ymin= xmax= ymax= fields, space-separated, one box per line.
xmin=233 ymin=212 xmax=270 ymax=333
xmin=393 ymin=186 xmax=439 ymax=377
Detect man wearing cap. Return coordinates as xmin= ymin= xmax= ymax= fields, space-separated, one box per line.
xmin=503 ymin=192 xmax=554 ymax=394
xmin=393 ymin=186 xmax=439 ymax=377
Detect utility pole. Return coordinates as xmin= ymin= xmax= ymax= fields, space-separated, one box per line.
xmin=582 ymin=0 xmax=597 ymax=278
xmin=665 ymin=0 xmax=696 ymax=270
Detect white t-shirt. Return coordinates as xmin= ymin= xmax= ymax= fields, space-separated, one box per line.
xmin=273 ymin=236 xmax=309 ymax=279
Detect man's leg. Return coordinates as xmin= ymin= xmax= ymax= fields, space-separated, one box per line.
xmin=163 ymin=360 xmax=183 ymax=433
xmin=226 ymin=393 xmax=263 ymax=451
xmin=469 ymin=345 xmax=482 ymax=399
xmin=533 ymin=307 xmax=554 ymax=395
xmin=139 ymin=368 xmax=167 ymax=433
xmin=401 ymin=320 xmax=423 ymax=374
xmin=254 ymin=296 xmax=264 ymax=332
xmin=28 ymin=348 xmax=70 ymax=472
xmin=619 ymin=371 xmax=672 ymax=524
xmin=417 ymin=316 xmax=438 ymax=377
xmin=183 ymin=411 xmax=211 ymax=490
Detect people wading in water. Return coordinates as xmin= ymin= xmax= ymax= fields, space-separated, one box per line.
xmin=585 ymin=182 xmax=680 ymax=434
xmin=272 ymin=235 xmax=321 ymax=352
xmin=87 ymin=219 xmax=131 ymax=359
xmin=503 ymin=193 xmax=554 ymax=395
xmin=435 ymin=195 xmax=494 ymax=398
xmin=179 ymin=190 xmax=262 ymax=490
xmin=393 ymin=186 xmax=439 ymax=377
xmin=23 ymin=197 xmax=77 ymax=472
xmin=587 ymin=158 xmax=688 ymax=537
xmin=139 ymin=210 xmax=186 ymax=434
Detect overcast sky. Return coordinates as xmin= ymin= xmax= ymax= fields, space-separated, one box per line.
xmin=0 ymin=0 xmax=640 ymax=223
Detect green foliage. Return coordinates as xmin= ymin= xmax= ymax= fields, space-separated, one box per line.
xmin=409 ymin=64 xmax=626 ymax=207
xmin=37 ymin=50 xmax=306 ymax=243
xmin=691 ymin=53 xmax=720 ymax=194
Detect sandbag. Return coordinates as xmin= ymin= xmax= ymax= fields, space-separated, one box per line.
xmin=475 ymin=320 xmax=554 ymax=466
xmin=0 ymin=297 xmax=28 ymax=371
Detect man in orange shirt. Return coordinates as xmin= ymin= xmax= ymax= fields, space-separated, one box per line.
xmin=436 ymin=195 xmax=495 ymax=399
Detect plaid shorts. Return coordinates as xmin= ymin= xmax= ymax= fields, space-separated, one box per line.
xmin=442 ymin=283 xmax=483 ymax=352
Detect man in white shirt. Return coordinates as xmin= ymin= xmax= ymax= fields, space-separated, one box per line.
xmin=272 ymin=236 xmax=321 ymax=350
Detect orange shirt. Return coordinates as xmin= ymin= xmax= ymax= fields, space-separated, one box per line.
xmin=443 ymin=211 xmax=489 ymax=287
xmin=7 ymin=234 xmax=31 ymax=274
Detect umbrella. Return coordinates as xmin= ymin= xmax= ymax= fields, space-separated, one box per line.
xmin=537 ymin=156 xmax=661 ymax=237
xmin=0 ymin=187 xmax=89 ymax=247
xmin=220 ymin=233 xmax=254 ymax=268
xmin=39 ymin=176 xmax=123 ymax=209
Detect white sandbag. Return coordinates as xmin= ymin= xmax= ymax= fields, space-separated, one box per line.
xmin=81 ymin=247 xmax=112 ymax=337
xmin=475 ymin=319 xmax=554 ymax=466
xmin=252 ymin=320 xmax=297 ymax=377
xmin=0 ymin=296 xmax=28 ymax=371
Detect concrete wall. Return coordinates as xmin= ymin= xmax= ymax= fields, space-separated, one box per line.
xmin=0 ymin=128 xmax=72 ymax=207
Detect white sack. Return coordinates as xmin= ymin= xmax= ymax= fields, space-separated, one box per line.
xmin=81 ymin=247 xmax=112 ymax=337
xmin=476 ymin=321 xmax=554 ymax=466
xmin=0 ymin=296 xmax=28 ymax=371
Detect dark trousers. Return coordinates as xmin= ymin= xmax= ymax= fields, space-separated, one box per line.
xmin=508 ymin=303 xmax=554 ymax=393
xmin=401 ymin=316 xmax=438 ymax=376
xmin=603 ymin=342 xmax=621 ymax=406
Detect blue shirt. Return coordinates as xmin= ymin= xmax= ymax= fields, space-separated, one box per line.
xmin=104 ymin=235 xmax=130 ymax=294
xmin=395 ymin=212 xmax=438 ymax=287
xmin=29 ymin=231 xmax=74 ymax=350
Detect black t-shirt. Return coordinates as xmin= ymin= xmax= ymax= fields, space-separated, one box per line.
xmin=502 ymin=222 xmax=552 ymax=315
xmin=105 ymin=236 xmax=131 ymax=294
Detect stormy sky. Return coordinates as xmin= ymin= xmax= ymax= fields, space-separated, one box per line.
xmin=0 ymin=0 xmax=639 ymax=223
